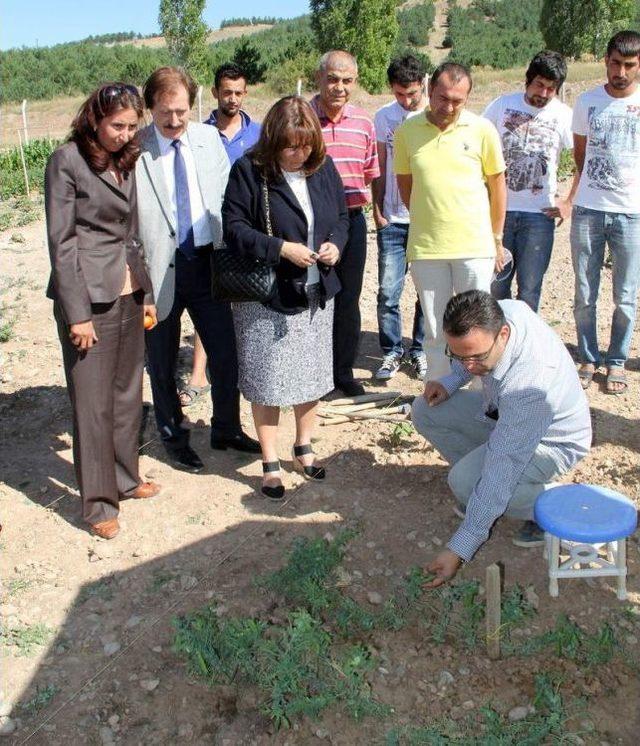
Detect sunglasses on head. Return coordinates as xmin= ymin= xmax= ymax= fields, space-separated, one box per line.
xmin=98 ymin=84 xmax=141 ymax=111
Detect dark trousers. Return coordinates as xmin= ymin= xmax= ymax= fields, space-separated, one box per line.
xmin=55 ymin=292 xmax=144 ymax=525
xmin=145 ymin=250 xmax=241 ymax=449
xmin=333 ymin=209 xmax=368 ymax=385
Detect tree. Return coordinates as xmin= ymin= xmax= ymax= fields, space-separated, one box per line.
xmin=310 ymin=0 xmax=399 ymax=93
xmin=158 ymin=0 xmax=209 ymax=83
xmin=540 ymin=0 xmax=635 ymax=59
xmin=232 ymin=39 xmax=267 ymax=84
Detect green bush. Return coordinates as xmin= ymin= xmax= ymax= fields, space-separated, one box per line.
xmin=396 ymin=1 xmax=436 ymax=48
xmin=0 ymin=138 xmax=60 ymax=198
xmin=264 ymin=52 xmax=318 ymax=95
xmin=446 ymin=0 xmax=545 ymax=69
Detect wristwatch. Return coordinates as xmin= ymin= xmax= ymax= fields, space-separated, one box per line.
xmin=493 ymin=232 xmax=504 ymax=242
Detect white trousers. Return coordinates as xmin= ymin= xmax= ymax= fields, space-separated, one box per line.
xmin=410 ymin=257 xmax=494 ymax=379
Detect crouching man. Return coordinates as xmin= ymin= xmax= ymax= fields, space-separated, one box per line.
xmin=411 ymin=290 xmax=592 ymax=587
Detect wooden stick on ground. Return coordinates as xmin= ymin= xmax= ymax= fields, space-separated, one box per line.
xmin=327 ymin=391 xmax=402 ymax=407
xmin=321 ymin=396 xmax=413 ymax=415
xmin=486 ymin=563 xmax=501 ymax=660
xmin=319 ymin=404 xmax=411 ymax=426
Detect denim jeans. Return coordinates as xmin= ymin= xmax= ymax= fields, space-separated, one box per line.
xmin=570 ymin=205 xmax=640 ymax=367
xmin=376 ymin=222 xmax=424 ymax=357
xmin=491 ymin=211 xmax=555 ymax=312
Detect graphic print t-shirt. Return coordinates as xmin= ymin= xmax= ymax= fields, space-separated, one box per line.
xmin=374 ymin=100 xmax=423 ymax=223
xmin=483 ymin=93 xmax=573 ymax=212
xmin=573 ymin=85 xmax=640 ymax=213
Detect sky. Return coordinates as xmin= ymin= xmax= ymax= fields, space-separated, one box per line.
xmin=1 ymin=0 xmax=310 ymax=50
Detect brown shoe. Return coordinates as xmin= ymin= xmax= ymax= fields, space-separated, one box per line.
xmin=128 ymin=481 xmax=161 ymax=499
xmin=89 ymin=518 xmax=120 ymax=539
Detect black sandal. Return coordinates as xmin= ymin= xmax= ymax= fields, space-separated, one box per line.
xmin=261 ymin=461 xmax=285 ymax=500
xmin=291 ymin=444 xmax=325 ymax=481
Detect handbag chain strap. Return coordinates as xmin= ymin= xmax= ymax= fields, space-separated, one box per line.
xmin=262 ymin=178 xmax=273 ymax=238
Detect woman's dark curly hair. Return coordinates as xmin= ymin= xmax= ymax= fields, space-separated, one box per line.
xmin=70 ymin=83 xmax=144 ymax=174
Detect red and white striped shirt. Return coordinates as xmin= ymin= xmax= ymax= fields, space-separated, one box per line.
xmin=310 ymin=96 xmax=379 ymax=209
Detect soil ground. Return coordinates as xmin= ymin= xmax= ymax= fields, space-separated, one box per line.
xmin=2 ymin=75 xmax=640 ymax=745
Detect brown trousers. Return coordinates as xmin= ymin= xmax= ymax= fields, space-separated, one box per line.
xmin=55 ymin=291 xmax=144 ymax=524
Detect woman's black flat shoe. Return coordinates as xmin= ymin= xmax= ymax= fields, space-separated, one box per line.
xmin=261 ymin=460 xmax=285 ymax=500
xmin=292 ymin=444 xmax=325 ymax=480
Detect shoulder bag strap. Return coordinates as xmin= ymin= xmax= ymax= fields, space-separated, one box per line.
xmin=262 ymin=178 xmax=273 ymax=238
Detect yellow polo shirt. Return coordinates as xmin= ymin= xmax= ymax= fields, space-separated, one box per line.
xmin=394 ymin=109 xmax=505 ymax=262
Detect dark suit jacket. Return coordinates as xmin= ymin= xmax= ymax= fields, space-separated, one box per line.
xmin=45 ymin=141 xmax=153 ymax=325
xmin=222 ymin=154 xmax=349 ymax=314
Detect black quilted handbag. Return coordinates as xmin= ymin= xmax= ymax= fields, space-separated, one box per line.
xmin=211 ymin=179 xmax=276 ymax=303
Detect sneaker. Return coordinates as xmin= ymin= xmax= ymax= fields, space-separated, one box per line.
xmin=375 ymin=353 xmax=402 ymax=380
xmin=409 ymin=353 xmax=428 ymax=380
xmin=512 ymin=520 xmax=546 ymax=548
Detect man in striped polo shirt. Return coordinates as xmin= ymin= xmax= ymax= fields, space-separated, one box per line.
xmin=311 ymin=50 xmax=380 ymax=396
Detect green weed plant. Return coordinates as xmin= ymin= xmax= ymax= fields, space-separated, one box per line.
xmin=387 ymin=673 xmax=578 ymax=745
xmin=516 ymin=614 xmax=617 ymax=667
xmin=0 ymin=622 xmax=53 ymax=656
xmin=21 ymin=684 xmax=57 ymax=715
xmin=172 ymin=530 xmax=622 ymax=734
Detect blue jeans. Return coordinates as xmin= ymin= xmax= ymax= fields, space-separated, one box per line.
xmin=376 ymin=222 xmax=424 ymax=357
xmin=570 ymin=205 xmax=640 ymax=367
xmin=492 ymin=211 xmax=555 ymax=312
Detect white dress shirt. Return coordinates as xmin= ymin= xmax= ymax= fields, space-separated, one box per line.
xmin=154 ymin=125 xmax=213 ymax=247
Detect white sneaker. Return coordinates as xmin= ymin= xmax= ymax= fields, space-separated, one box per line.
xmin=409 ymin=354 xmax=428 ymax=380
xmin=375 ymin=353 xmax=402 ymax=380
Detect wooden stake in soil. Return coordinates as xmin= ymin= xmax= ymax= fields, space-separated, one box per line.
xmin=485 ymin=563 xmax=501 ymax=660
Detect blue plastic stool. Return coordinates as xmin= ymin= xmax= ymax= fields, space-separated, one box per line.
xmin=534 ymin=484 xmax=637 ymax=599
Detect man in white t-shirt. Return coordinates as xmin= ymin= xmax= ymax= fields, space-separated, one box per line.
xmin=483 ymin=51 xmax=572 ymax=312
xmin=372 ymin=55 xmax=427 ymax=380
xmin=570 ymin=30 xmax=640 ymax=395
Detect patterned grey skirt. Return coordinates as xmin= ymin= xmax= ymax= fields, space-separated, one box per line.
xmin=232 ymin=285 xmax=334 ymax=406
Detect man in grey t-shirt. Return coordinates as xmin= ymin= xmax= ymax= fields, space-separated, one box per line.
xmin=411 ymin=290 xmax=592 ymax=587
xmin=372 ymin=55 xmax=427 ymax=381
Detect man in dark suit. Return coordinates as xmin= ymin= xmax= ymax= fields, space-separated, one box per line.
xmin=136 ymin=66 xmax=259 ymax=471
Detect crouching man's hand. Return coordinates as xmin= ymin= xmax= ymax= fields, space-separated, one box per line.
xmin=422 ymin=380 xmax=449 ymax=407
xmin=424 ymin=549 xmax=463 ymax=588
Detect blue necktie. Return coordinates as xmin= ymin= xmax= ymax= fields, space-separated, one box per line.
xmin=171 ymin=139 xmax=195 ymax=259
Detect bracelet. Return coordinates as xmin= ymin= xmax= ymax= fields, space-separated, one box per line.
xmin=493 ymin=232 xmax=503 ymax=242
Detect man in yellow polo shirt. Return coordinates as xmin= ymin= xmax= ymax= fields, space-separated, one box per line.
xmin=394 ymin=62 xmax=507 ymax=380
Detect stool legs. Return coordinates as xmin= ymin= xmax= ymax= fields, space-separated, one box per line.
xmin=545 ymin=533 xmax=628 ymax=599
xmin=548 ymin=534 xmax=560 ymax=597
xmin=615 ymin=539 xmax=627 ymax=601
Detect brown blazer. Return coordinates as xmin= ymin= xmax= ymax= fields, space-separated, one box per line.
xmin=45 ymin=140 xmax=153 ymax=325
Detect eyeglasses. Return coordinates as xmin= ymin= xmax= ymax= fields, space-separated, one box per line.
xmin=98 ymin=84 xmax=141 ymax=111
xmin=445 ymin=330 xmax=501 ymax=364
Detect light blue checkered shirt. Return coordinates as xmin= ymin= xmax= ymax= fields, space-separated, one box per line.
xmin=438 ymin=300 xmax=592 ymax=561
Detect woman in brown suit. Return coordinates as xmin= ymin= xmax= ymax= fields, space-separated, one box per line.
xmin=45 ymin=83 xmax=160 ymax=539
